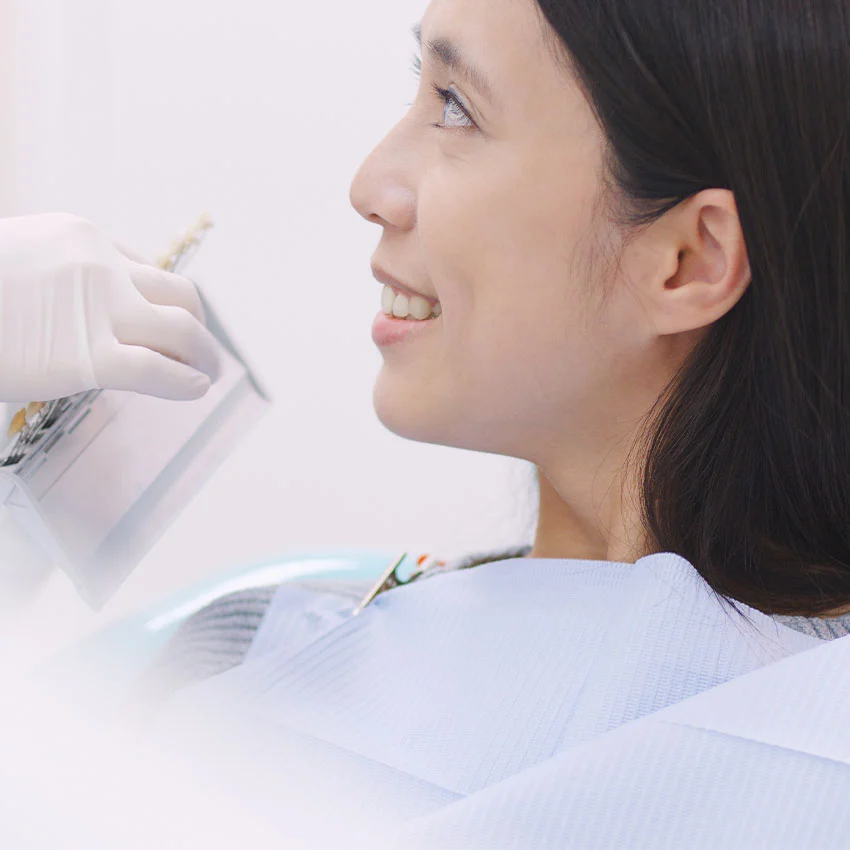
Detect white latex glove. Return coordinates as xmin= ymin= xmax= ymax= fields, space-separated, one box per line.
xmin=0 ymin=213 xmax=222 ymax=403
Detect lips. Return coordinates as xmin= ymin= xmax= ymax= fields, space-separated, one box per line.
xmin=371 ymin=264 xmax=440 ymax=308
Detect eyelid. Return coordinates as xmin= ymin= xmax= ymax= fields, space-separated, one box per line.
xmin=411 ymin=51 xmax=481 ymax=130
xmin=431 ymin=83 xmax=477 ymax=130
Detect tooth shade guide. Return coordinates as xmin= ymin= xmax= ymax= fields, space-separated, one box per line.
xmin=0 ymin=213 xmax=214 ymax=467
xmin=156 ymin=212 xmax=214 ymax=273
xmin=7 ymin=408 xmax=26 ymax=438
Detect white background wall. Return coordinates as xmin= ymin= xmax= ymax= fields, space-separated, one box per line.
xmin=0 ymin=0 xmax=537 ymax=662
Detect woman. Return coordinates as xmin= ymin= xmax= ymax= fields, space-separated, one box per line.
xmin=139 ymin=0 xmax=850 ymax=845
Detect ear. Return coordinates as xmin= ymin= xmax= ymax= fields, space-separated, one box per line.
xmin=644 ymin=188 xmax=752 ymax=335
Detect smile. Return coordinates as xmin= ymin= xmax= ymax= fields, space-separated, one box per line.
xmin=381 ymin=285 xmax=442 ymax=321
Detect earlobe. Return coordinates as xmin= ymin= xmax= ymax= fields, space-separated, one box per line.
xmin=652 ymin=189 xmax=751 ymax=335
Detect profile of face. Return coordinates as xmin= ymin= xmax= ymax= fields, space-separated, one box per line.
xmin=349 ymin=0 xmax=749 ymax=473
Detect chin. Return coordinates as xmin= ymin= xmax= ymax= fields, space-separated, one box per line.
xmin=371 ymin=376 xmax=456 ymax=448
xmin=371 ymin=376 xmax=505 ymax=456
xmin=373 ymin=381 xmax=431 ymax=442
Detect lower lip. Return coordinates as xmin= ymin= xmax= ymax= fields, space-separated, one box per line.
xmin=371 ymin=311 xmax=439 ymax=347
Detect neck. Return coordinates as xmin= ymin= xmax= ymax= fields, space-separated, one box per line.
xmin=529 ymin=468 xmax=850 ymax=618
xmin=529 ymin=457 xmax=648 ymax=564
xmin=524 ymin=342 xmax=685 ymax=565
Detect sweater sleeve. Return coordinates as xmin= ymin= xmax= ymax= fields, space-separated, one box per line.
xmin=124 ymin=584 xmax=280 ymax=730
xmin=125 ymin=578 xmax=372 ymax=729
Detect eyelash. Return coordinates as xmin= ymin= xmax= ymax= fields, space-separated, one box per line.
xmin=409 ymin=53 xmax=477 ymax=131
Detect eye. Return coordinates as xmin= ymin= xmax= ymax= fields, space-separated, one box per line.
xmin=409 ymin=51 xmax=478 ymax=132
xmin=430 ymin=84 xmax=475 ymax=130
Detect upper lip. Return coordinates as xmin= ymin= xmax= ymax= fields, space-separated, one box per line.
xmin=371 ymin=264 xmax=439 ymax=307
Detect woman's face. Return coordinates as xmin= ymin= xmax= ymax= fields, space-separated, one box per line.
xmin=350 ymin=0 xmax=668 ymax=467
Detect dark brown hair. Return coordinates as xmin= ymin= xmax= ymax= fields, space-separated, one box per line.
xmin=470 ymin=0 xmax=850 ymax=617
xmin=542 ymin=0 xmax=850 ymax=616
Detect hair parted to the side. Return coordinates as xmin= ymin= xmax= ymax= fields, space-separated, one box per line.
xmin=516 ymin=0 xmax=850 ymax=616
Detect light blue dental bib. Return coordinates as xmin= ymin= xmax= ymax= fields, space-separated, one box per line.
xmin=151 ymin=552 xmax=822 ymax=843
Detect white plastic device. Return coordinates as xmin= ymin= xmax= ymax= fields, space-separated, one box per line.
xmin=0 ymin=292 xmax=269 ymax=610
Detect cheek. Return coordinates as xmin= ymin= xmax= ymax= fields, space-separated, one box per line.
xmin=378 ymin=143 xmax=627 ymax=452
xmin=417 ymin=151 xmax=600 ymax=369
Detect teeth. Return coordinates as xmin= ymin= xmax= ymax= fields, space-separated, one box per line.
xmin=381 ymin=285 xmax=396 ymax=314
xmin=392 ymin=293 xmax=410 ymax=318
xmin=381 ymin=285 xmax=440 ymax=320
xmin=408 ymin=295 xmax=432 ymax=320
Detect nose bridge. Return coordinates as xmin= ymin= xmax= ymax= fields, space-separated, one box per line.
xmin=350 ymin=116 xmax=417 ymax=230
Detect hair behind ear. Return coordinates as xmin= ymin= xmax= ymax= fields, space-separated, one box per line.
xmin=536 ymin=0 xmax=850 ymax=615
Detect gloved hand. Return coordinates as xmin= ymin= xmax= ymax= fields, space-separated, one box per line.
xmin=0 ymin=213 xmax=222 ymax=403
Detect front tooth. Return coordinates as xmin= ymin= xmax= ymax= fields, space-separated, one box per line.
xmin=392 ymin=293 xmax=410 ymax=318
xmin=382 ymin=285 xmax=441 ymax=320
xmin=382 ymin=285 xmax=395 ymax=314
xmin=408 ymin=295 xmax=432 ymax=320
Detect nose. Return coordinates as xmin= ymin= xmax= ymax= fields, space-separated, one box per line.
xmin=349 ymin=119 xmax=417 ymax=232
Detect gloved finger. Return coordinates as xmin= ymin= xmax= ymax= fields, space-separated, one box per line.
xmin=126 ymin=260 xmax=207 ymax=325
xmin=112 ymin=240 xmax=151 ymax=266
xmin=113 ymin=303 xmax=223 ymax=384
xmin=99 ymin=345 xmax=212 ymax=400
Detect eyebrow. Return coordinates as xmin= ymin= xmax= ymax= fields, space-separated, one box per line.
xmin=411 ymin=22 xmax=498 ymax=107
